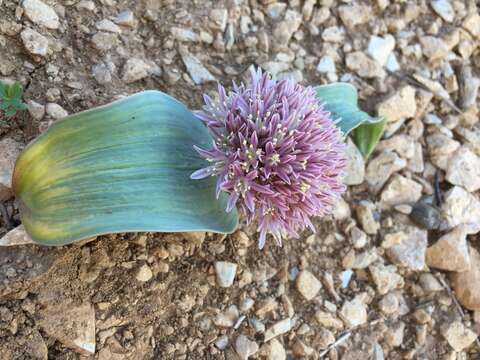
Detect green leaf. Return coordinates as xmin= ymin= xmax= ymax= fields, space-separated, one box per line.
xmin=5 ymin=108 xmax=16 ymax=118
xmin=315 ymin=83 xmax=384 ymax=135
xmin=353 ymin=118 xmax=386 ymax=159
xmin=13 ymin=91 xmax=238 ymax=245
xmin=0 ymin=81 xmax=7 ymax=98
xmin=315 ymin=83 xmax=386 ymax=158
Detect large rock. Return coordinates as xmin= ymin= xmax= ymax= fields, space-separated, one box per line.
xmin=37 ymin=302 xmax=96 ymax=355
xmin=380 ymin=174 xmax=422 ymax=206
xmin=426 ymin=227 xmax=470 ymax=272
xmin=179 ymin=48 xmax=216 ymax=84
xmin=384 ymin=227 xmax=428 ymax=271
xmin=376 ymin=86 xmax=416 ymax=123
xmin=446 ymin=146 xmax=480 ymax=192
xmin=0 ymin=138 xmax=22 ymax=200
xmin=21 ymin=28 xmax=49 ymax=57
xmin=365 ymin=151 xmax=406 ymax=194
xmin=0 ymin=225 xmax=36 ymax=246
xmin=344 ymin=138 xmax=365 ymax=185
xmin=295 ymin=270 xmax=322 ymax=300
xmin=22 ymin=0 xmax=60 ymax=30
xmin=451 ymin=247 xmax=480 ymax=310
xmin=441 ymin=186 xmax=480 ymax=234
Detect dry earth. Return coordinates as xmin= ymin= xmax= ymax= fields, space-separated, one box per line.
xmin=1 ymin=0 xmax=480 ymax=359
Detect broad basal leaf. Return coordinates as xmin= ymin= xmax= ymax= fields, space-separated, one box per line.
xmin=315 ymin=83 xmax=385 ymax=157
xmin=13 ymin=91 xmax=238 ymax=245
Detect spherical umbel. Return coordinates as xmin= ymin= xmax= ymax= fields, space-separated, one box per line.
xmin=191 ymin=68 xmax=347 ymax=248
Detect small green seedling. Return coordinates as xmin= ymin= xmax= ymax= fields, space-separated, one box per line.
xmin=0 ymin=81 xmax=28 ymax=120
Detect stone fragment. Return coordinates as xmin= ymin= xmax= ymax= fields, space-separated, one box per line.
xmin=367 ymin=35 xmax=395 ymax=66
xmin=0 ymin=138 xmax=22 ymax=200
xmin=338 ymin=4 xmax=371 ymax=29
xmin=340 ymin=298 xmax=367 ymax=328
xmin=92 ymin=63 xmax=112 ymax=84
xmin=315 ymin=310 xmax=344 ymax=329
xmin=264 ymin=318 xmax=292 ymax=342
xmin=380 ymin=175 xmax=422 ymax=206
xmin=179 ymin=49 xmax=216 ymax=84
xmin=451 ymin=247 xmax=480 ymax=310
xmin=384 ymin=227 xmax=427 ymax=271
xmin=293 ymin=340 xmax=315 ymax=356
xmin=122 ymin=58 xmax=151 ymax=83
xmin=295 ymin=270 xmax=321 ymax=301
xmin=376 ymin=86 xmax=416 ymax=123
xmin=135 ymin=264 xmax=153 ymax=282
xmin=365 ymin=151 xmax=406 ymax=194
xmin=442 ymin=186 xmax=480 ymax=234
xmin=463 ymin=13 xmax=480 ymax=38
xmin=369 ymin=263 xmax=404 ymax=295
xmin=0 ymin=225 xmax=36 ymax=246
xmin=376 ymin=135 xmax=415 ymax=159
xmin=91 ymin=32 xmax=118 ymax=51
xmin=262 ymin=338 xmax=286 ymax=360
xmin=385 ymin=322 xmax=405 ymax=347
xmin=209 ymin=9 xmax=228 ymax=31
xmin=356 ymin=200 xmax=380 ymax=235
xmin=316 ymin=55 xmax=335 ymax=73
xmin=418 ymin=273 xmax=443 ymax=293
xmin=113 ymin=10 xmax=136 ymax=28
xmin=321 ymin=26 xmax=345 ymax=43
xmin=378 ymin=293 xmax=399 ymax=315
xmin=420 ymin=36 xmax=449 ymax=61
xmin=37 ymin=303 xmax=95 ymax=355
xmin=171 ymin=27 xmax=198 ymax=42
xmin=46 ymin=103 xmax=68 ymax=119
xmin=273 ymin=10 xmax=302 ymax=46
xmin=23 ymin=0 xmax=60 ymax=29
xmin=21 ymin=28 xmax=49 ymax=57
xmin=346 ymin=51 xmax=385 ymax=78
xmin=351 ymin=226 xmax=367 ymax=249
xmin=431 ymin=0 xmax=455 ymax=22
xmin=27 ymin=100 xmax=45 ymax=120
xmin=215 ymin=261 xmax=237 ymax=288
xmin=426 ymin=227 xmax=470 ymax=272
xmin=235 ymin=335 xmax=258 ymax=359
xmin=344 ymin=138 xmax=365 ymax=185
xmin=442 ymin=321 xmax=477 ymax=352
xmin=96 ymin=19 xmax=121 ymax=33
xmin=446 ymin=147 xmax=480 ymax=192
xmin=346 ymin=249 xmax=378 ymax=269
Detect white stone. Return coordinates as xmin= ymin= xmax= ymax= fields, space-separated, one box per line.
xmin=46 ymin=103 xmax=68 ymax=119
xmin=367 ymin=34 xmax=396 ymax=66
xmin=346 ymin=51 xmax=386 ymax=78
xmin=377 ymin=86 xmax=416 ymax=123
xmin=122 ymin=58 xmax=151 ymax=83
xmin=316 ymin=55 xmax=335 ymax=73
xmin=446 ymin=147 xmax=480 ymax=192
xmin=386 ymin=53 xmax=400 ymax=72
xmin=23 ymin=0 xmax=60 ymax=29
xmin=171 ymin=27 xmax=198 ymax=42
xmin=356 ymin=200 xmax=380 ymax=235
xmin=136 ymin=264 xmax=153 ymax=282
xmin=263 ymin=338 xmax=286 ymax=360
xmin=431 ymin=0 xmax=455 ymax=22
xmin=21 ymin=28 xmax=49 ymax=57
xmin=380 ymin=174 xmax=422 ymax=206
xmin=442 ymin=321 xmax=477 ymax=352
xmin=295 ymin=270 xmax=322 ymax=300
xmin=96 ymin=19 xmax=121 ymax=33
xmin=113 ymin=10 xmax=136 ymax=28
xmin=0 ymin=225 xmax=37 ymax=246
xmin=340 ymin=298 xmax=367 ymax=328
xmin=344 ymin=138 xmax=365 ymax=185
xmin=27 ymin=100 xmax=45 ymax=120
xmin=235 ymin=335 xmax=258 ymax=360
xmin=215 ymin=261 xmax=237 ymax=287
xmin=264 ymin=318 xmax=292 ymax=342
xmin=442 ymin=186 xmax=480 ymax=234
xmin=384 ymin=227 xmax=428 ymax=271
xmin=0 ymin=138 xmax=22 ymax=200
xmin=369 ymin=263 xmax=404 ymax=295
xmin=179 ymin=49 xmax=216 ymax=85
xmin=365 ymin=151 xmax=406 ymax=194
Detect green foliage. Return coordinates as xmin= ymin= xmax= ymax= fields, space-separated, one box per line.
xmin=0 ymin=81 xmax=28 ymax=120
xmin=315 ymin=83 xmax=385 ymax=158
xmin=13 ymin=91 xmax=238 ymax=245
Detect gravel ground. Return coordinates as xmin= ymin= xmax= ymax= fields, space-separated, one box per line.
xmin=1 ymin=0 xmax=480 ymax=359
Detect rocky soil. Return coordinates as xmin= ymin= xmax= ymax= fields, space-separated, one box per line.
xmin=1 ymin=0 xmax=480 ymax=359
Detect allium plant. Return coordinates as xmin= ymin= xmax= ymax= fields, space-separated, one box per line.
xmin=191 ymin=69 xmax=347 ymax=248
xmin=13 ymin=66 xmax=382 ymax=246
